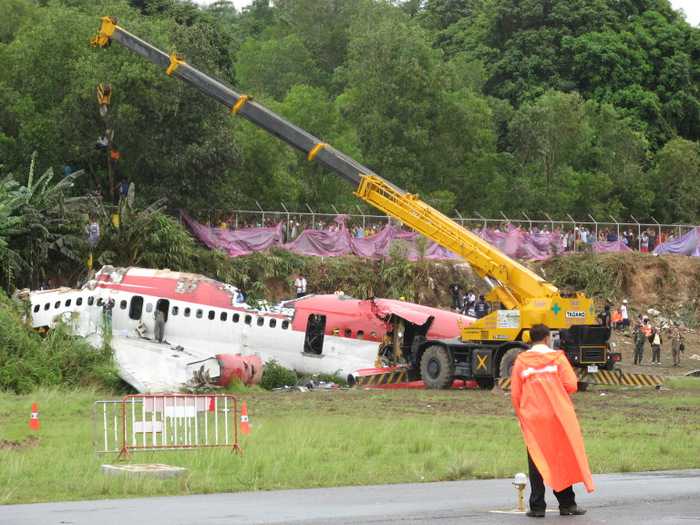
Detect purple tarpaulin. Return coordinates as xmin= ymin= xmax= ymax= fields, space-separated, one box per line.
xmin=183 ymin=213 xmax=697 ymax=261
xmin=653 ymin=227 xmax=700 ymax=256
xmin=181 ymin=213 xmax=283 ymax=257
xmin=593 ymin=240 xmax=632 ymax=254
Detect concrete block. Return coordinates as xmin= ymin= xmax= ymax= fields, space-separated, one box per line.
xmin=101 ymin=463 xmax=187 ymax=479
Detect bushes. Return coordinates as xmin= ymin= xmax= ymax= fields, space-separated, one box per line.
xmin=260 ymin=360 xmax=299 ymax=390
xmin=0 ymin=293 xmax=120 ymax=394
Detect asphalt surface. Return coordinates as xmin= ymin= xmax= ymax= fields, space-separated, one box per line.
xmin=1 ymin=470 xmax=699 ymax=525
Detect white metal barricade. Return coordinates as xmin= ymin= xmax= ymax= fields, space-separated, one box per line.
xmin=93 ymin=394 xmax=241 ymax=458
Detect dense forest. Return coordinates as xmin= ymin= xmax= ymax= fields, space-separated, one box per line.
xmin=1 ymin=0 xmax=699 ymax=222
xmin=0 ymin=0 xmax=699 ymax=290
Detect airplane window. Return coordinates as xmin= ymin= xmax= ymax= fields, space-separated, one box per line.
xmin=256 ymin=317 xmax=264 ymax=327
xmin=145 ymin=303 xmax=153 ymax=313
xmin=171 ymin=306 xmax=179 ymax=316
xmin=184 ymin=307 xmax=191 ymax=317
xmin=220 ymin=312 xmax=227 ymax=322
xmin=196 ymin=309 xmax=203 ymax=319
xmin=357 ymin=330 xmax=365 ymax=339
xmin=97 ymin=298 xmax=104 ymax=307
xmin=120 ymin=300 xmax=127 ymax=310
xmin=54 ymin=301 xmax=60 ymax=309
xmin=244 ymin=315 xmax=252 ymax=325
xmin=88 ymin=296 xmax=94 ymax=306
xmin=129 ymin=296 xmax=144 ymax=320
xmin=33 ymin=304 xmax=40 ymax=313
xmin=281 ymin=320 xmax=289 ymax=330
xmin=208 ymin=310 xmax=215 ymax=321
xmin=344 ymin=328 xmax=352 ymax=337
xmin=44 ymin=303 xmax=50 ymax=311
xmin=232 ymin=313 xmax=240 ymax=323
xmin=76 ymin=297 xmax=83 ymax=306
xmin=269 ymin=319 xmax=277 ymax=328
xmin=65 ymin=299 xmax=72 ymax=307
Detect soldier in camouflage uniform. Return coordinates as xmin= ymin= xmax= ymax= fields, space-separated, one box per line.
xmin=670 ymin=322 xmax=685 ymax=367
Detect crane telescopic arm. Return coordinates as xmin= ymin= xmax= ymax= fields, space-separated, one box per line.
xmin=91 ymin=17 xmax=560 ymax=309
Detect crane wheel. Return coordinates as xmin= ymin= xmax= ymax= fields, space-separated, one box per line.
xmin=420 ymin=345 xmax=454 ymax=389
xmin=499 ymin=347 xmax=525 ymax=382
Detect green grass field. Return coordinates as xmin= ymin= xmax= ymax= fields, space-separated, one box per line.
xmin=1 ymin=380 xmax=699 ymax=505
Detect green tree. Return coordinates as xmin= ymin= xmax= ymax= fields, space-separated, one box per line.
xmin=651 ymin=138 xmax=700 ymax=223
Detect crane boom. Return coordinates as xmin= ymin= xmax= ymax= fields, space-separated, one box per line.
xmin=91 ymin=16 xmax=557 ymax=310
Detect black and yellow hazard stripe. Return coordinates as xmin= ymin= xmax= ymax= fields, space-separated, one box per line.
xmin=583 ymin=370 xmax=664 ymax=387
xmin=499 ymin=369 xmax=663 ymax=390
xmin=356 ymin=370 xmax=408 ymax=386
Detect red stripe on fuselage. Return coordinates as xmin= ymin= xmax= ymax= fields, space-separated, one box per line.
xmin=95 ymin=276 xmax=288 ymax=318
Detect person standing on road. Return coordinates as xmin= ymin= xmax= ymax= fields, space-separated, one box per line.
xmin=633 ymin=322 xmax=646 ymax=365
xmin=670 ymin=322 xmax=685 ymax=367
xmin=510 ymin=324 xmax=594 ymax=518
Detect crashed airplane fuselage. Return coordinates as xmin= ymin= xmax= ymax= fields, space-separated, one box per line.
xmin=28 ymin=266 xmax=473 ymax=391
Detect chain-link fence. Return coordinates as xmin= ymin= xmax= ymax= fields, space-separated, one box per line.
xmin=187 ymin=206 xmax=696 ymax=253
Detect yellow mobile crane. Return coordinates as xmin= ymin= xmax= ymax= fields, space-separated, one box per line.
xmin=92 ymin=17 xmax=618 ymax=389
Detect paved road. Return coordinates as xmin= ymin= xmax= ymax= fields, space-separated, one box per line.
xmin=1 ymin=470 xmax=699 ymax=525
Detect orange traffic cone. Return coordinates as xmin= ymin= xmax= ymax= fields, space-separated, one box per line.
xmin=240 ymin=401 xmax=250 ymax=435
xmin=29 ymin=403 xmax=40 ymax=431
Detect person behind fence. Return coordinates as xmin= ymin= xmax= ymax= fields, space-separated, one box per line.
xmin=510 ymin=324 xmax=593 ymax=518
xmin=670 ymin=322 xmax=685 ymax=367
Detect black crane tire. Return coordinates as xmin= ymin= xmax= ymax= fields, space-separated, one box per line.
xmin=420 ymin=345 xmax=454 ymax=389
xmin=499 ymin=347 xmax=525 ymax=380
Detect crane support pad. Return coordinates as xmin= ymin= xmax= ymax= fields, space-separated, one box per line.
xmin=498 ymin=369 xmax=664 ymax=390
xmin=356 ymin=369 xmax=409 ymax=386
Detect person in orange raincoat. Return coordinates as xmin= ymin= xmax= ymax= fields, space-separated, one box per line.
xmin=511 ymin=324 xmax=594 ymax=518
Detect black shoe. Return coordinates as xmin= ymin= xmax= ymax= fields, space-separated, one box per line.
xmin=560 ymin=506 xmax=587 ymax=516
xmin=526 ymin=509 xmax=546 ymax=517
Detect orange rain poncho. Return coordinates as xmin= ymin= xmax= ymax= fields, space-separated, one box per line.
xmin=510 ymin=346 xmax=595 ymax=493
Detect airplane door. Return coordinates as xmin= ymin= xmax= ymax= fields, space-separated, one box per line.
xmin=303 ymin=314 xmax=326 ymax=355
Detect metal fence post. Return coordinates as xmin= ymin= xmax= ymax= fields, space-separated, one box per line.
xmin=630 ymin=215 xmax=641 ymax=250
xmin=567 ymin=214 xmax=577 ymax=252
xmin=255 ymin=201 xmax=264 ymax=226
xmin=305 ymin=204 xmax=315 ymax=229
xmin=652 ymin=217 xmax=661 ymax=250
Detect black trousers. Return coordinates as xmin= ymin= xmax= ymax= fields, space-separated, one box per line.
xmin=528 ymin=452 xmax=576 ymax=511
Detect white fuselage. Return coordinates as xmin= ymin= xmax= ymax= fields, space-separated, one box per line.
xmin=29 ymin=284 xmax=379 ymax=384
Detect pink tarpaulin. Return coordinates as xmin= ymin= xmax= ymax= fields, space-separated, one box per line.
xmin=181 ymin=213 xmax=283 ymax=257
xmin=593 ymin=240 xmax=632 ymax=253
xmin=184 ymin=214 xmax=693 ymax=261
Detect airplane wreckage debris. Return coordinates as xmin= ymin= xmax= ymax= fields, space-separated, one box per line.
xmin=26 ymin=266 xmax=472 ymax=393
xmin=26 ymin=266 xmax=663 ymax=393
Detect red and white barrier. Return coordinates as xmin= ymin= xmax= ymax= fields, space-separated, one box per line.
xmin=93 ymin=394 xmax=242 ymax=457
